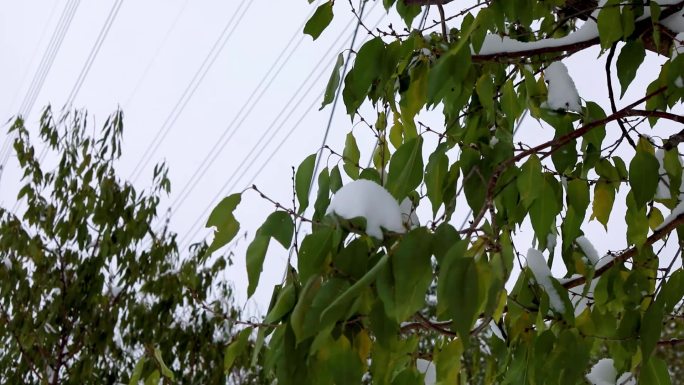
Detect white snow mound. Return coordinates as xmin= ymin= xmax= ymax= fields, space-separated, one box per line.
xmin=526 ymin=248 xmax=565 ymax=313
xmin=327 ymin=179 xmax=405 ymax=240
xmin=576 ymin=236 xmax=600 ymax=265
xmin=544 ymin=61 xmax=582 ymax=112
xmin=400 ymin=197 xmax=420 ymax=229
xmin=416 ymin=359 xmax=436 ymax=385
xmin=586 ymin=358 xmax=635 ymax=385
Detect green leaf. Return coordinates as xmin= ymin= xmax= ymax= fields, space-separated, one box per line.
xmin=639 ymin=356 xmax=672 ymax=385
xmin=517 ymin=155 xmax=543 ymax=208
xmin=343 ymin=132 xmax=360 ymax=179
xmin=597 ymin=0 xmax=623 ymax=48
xmin=583 ymin=102 xmax=607 ymax=149
xmin=205 ymin=193 xmax=241 ymax=255
xmin=320 ymin=253 xmax=389 ymax=326
xmin=529 ymin=176 xmax=560 ymax=243
xmin=314 ymin=168 xmax=330 ymax=220
xmin=246 ymin=235 xmax=269 ymax=297
xmin=386 ymin=136 xmax=424 ymax=200
xmin=296 ymin=154 xmax=317 ymax=213
xmin=298 ymin=227 xmax=334 ymax=283
xmin=129 ymin=357 xmax=145 ymax=385
xmin=444 ymin=256 xmax=481 ymax=341
xmin=264 ymin=283 xmax=296 ymax=323
xmin=303 ymin=1 xmax=333 ymax=40
xmin=260 ymin=211 xmax=294 ymax=248
xmin=399 ymin=62 xmax=428 ymax=131
xmin=626 ymin=191 xmax=648 ymax=247
xmin=424 ymin=145 xmax=448 ymax=216
xmin=591 ymin=180 xmax=615 ymax=229
xmin=395 ymin=0 xmax=421 ymax=27
xmin=376 ymin=228 xmax=433 ymax=322
xmin=224 ymin=328 xmax=252 ymax=373
xmin=245 ymin=211 xmax=294 ymax=297
xmin=320 ymin=53 xmax=345 ymax=110
xmin=658 ymin=269 xmax=684 ymax=313
xmin=629 ymin=145 xmax=660 ymax=208
xmin=330 ymin=165 xmax=343 ymax=193
xmin=617 ymin=40 xmax=645 ymax=98
xmin=153 ymin=347 xmax=174 ymax=380
xmin=640 ymin=301 xmax=664 ymax=361
xmin=353 ymin=37 xmax=385 ymax=98
xmin=476 ymin=74 xmax=495 ymax=113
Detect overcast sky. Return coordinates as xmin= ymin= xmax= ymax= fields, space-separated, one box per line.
xmin=1 ymin=1 xmax=682 ymax=314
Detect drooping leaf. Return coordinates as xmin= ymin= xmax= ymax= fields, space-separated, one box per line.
xmin=303 ymin=1 xmax=334 ymax=40
xmin=205 ymin=193 xmax=241 ymax=255
xmin=386 ymin=136 xmax=424 ymax=200
xmin=245 ymin=211 xmax=294 ymax=297
xmin=295 ymin=154 xmax=317 ymax=213
xmin=617 ymin=40 xmax=646 ymax=98
xmin=424 ymin=144 xmax=449 ymax=216
xmin=320 ymin=53 xmax=345 ymax=110
xmin=224 ymin=328 xmax=252 ymax=373
xmin=629 ymin=144 xmax=660 ymax=208
xmin=343 ymin=132 xmax=360 ymax=179
xmin=376 ymin=228 xmax=432 ymax=322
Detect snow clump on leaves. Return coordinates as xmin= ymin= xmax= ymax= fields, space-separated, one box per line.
xmin=327 ymin=179 xmax=405 ymax=240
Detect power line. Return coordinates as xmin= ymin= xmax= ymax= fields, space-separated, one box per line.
xmin=128 ymin=1 xmax=253 ymax=183
xmin=3 ymin=1 xmax=61 ymax=119
xmin=166 ymin=1 xmax=324 ymax=222
xmin=123 ymin=0 xmax=190 ymax=108
xmin=179 ymin=9 xmax=385 ymax=251
xmin=64 ymin=0 xmax=124 ymax=108
xmin=0 ymin=0 xmax=81 ymax=185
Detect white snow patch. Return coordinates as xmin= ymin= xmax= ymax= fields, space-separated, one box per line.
xmin=672 ymin=33 xmax=684 ymax=88
xmin=526 ymin=248 xmax=565 ymax=313
xmin=399 ymin=197 xmax=420 ymax=229
xmin=489 ymin=136 xmax=499 ymax=147
xmin=489 ymin=320 xmax=504 ymax=340
xmin=2 ymin=257 xmax=10 ymax=269
xmin=656 ymin=199 xmax=684 ymax=231
xmin=655 ymin=149 xmax=672 ymax=199
xmin=416 ymin=358 xmax=436 ymax=385
xmin=576 ymin=236 xmax=600 ymax=265
xmin=586 ymin=359 xmax=617 ymax=385
xmin=543 ymin=61 xmax=582 ymax=112
xmin=586 ymin=359 xmax=635 ymax=385
xmin=546 ymin=233 xmax=557 ymax=252
xmin=327 ymin=179 xmax=405 ymax=240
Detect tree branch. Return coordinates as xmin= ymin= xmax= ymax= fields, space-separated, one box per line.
xmin=472 ymin=1 xmax=684 ymax=62
xmin=562 ymin=212 xmax=684 ymax=289
xmin=626 ymin=109 xmax=684 ymax=125
xmin=606 ymin=43 xmax=636 ymax=148
xmin=465 ymin=86 xmax=668 ymax=238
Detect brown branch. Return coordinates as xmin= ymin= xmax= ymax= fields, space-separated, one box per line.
xmin=437 ymin=3 xmax=448 ymax=41
xmin=563 ymin=212 xmax=684 ymax=289
xmin=404 ymin=0 xmax=454 ymax=5
xmin=472 ymin=1 xmax=684 ymax=62
xmin=465 ymin=86 xmax=667 ymax=238
xmin=657 ymin=338 xmax=684 ymax=346
xmin=626 ymin=109 xmax=684 ymax=125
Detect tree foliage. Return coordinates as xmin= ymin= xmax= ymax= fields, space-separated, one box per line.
xmin=0 ymin=108 xmax=263 ymax=384
xmin=208 ymin=0 xmax=684 ymax=383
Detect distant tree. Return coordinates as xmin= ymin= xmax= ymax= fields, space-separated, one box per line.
xmin=0 ymin=108 xmax=264 ymax=384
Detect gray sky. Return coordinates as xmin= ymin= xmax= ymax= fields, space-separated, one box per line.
xmin=1 ymin=1 xmax=682 ymax=314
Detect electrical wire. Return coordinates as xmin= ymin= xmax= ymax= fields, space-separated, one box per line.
xmin=179 ymin=9 xmax=385 ymax=251
xmin=123 ymin=0 xmax=190 ymax=108
xmin=64 ymin=0 xmax=124 ymax=108
xmin=128 ymin=1 xmax=253 ymax=183
xmin=0 ymin=0 xmax=81 ymax=185
xmin=166 ymin=1 xmax=323 ymax=222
